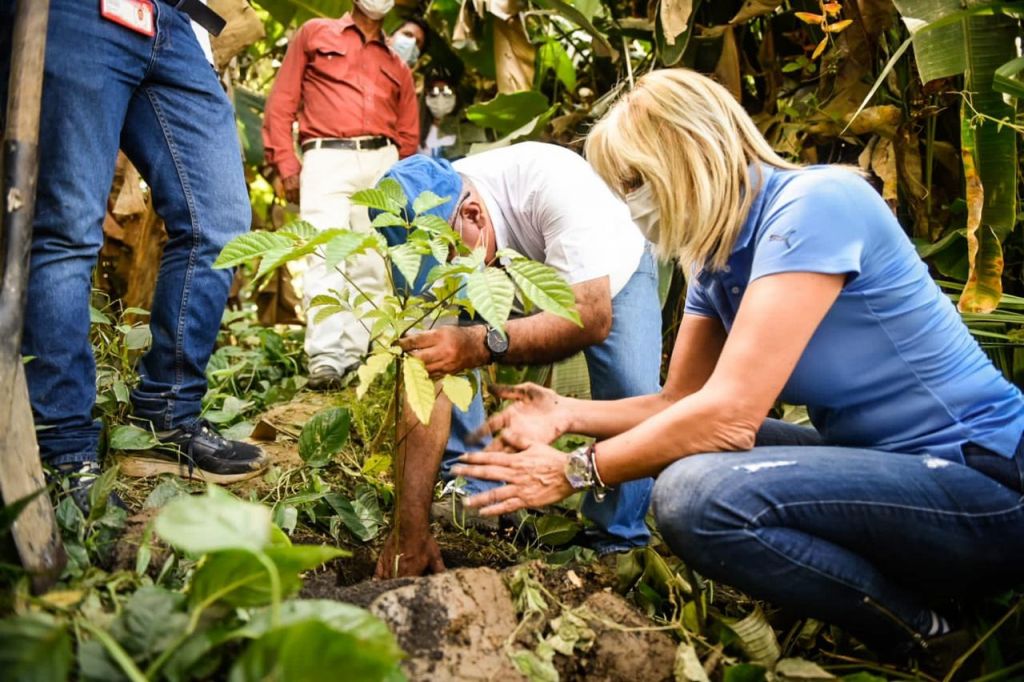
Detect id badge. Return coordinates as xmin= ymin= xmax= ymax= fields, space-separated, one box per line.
xmin=100 ymin=0 xmax=155 ymax=37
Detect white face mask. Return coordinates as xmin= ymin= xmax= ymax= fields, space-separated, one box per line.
xmin=355 ymin=0 xmax=394 ymax=21
xmin=625 ymin=182 xmax=661 ymax=243
xmin=392 ymin=33 xmax=420 ymax=66
xmin=426 ymin=92 xmax=456 ymax=119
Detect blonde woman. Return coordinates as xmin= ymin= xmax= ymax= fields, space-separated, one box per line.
xmin=454 ymin=68 xmax=1024 ymax=655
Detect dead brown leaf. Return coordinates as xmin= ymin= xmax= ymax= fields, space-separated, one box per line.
xmin=661 ymin=0 xmax=693 ymax=46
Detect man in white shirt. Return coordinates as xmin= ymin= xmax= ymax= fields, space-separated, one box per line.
xmin=370 ymin=143 xmax=662 ymax=577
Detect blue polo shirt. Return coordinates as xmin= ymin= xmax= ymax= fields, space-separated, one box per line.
xmin=685 ymin=165 xmax=1024 ymax=462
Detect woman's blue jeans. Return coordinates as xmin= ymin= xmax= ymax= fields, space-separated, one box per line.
xmin=0 ymin=0 xmax=250 ymax=465
xmin=653 ymin=419 xmax=1024 ymax=643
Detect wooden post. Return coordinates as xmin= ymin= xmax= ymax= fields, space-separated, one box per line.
xmin=0 ymin=0 xmax=66 ymax=593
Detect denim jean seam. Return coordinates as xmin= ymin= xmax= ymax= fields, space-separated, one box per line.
xmin=747 ymin=497 xmax=1024 ymax=529
xmin=143 ymin=84 xmax=201 ymax=427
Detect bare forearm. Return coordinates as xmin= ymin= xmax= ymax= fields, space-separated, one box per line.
xmin=595 ymin=387 xmax=760 ymax=484
xmin=558 ymin=392 xmax=675 ymax=440
xmin=502 ymin=312 xmax=600 ymax=366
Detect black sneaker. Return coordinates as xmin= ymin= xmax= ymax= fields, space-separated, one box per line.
xmin=307 ymin=364 xmax=358 ymax=392
xmin=48 ymin=461 xmax=124 ymax=517
xmin=117 ymin=419 xmax=268 ymax=484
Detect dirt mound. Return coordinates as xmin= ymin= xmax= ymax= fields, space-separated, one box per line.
xmin=312 ymin=565 xmax=677 ymax=682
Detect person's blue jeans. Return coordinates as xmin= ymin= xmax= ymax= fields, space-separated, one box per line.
xmin=653 ymin=419 xmax=1024 ymax=644
xmin=0 ymin=0 xmax=250 ymax=465
xmin=443 ymin=250 xmax=663 ymax=552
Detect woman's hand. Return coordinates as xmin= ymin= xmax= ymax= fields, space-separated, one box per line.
xmin=471 ymin=383 xmax=573 ymax=451
xmin=453 ymin=443 xmax=575 ymax=515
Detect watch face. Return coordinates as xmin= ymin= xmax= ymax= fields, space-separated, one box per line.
xmin=486 ymin=327 xmax=509 ymax=354
xmin=565 ymin=451 xmax=591 ymax=490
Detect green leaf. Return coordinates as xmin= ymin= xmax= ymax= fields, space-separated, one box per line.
xmin=372 ymin=212 xmax=408 ymax=228
xmin=154 ymin=485 xmax=272 ymax=554
xmin=309 ymin=294 xmax=340 ymax=308
xmin=0 ymin=613 xmax=72 ymax=682
xmin=534 ymin=514 xmax=580 ymax=546
xmin=723 ymin=664 xmax=768 ymax=682
xmin=403 ymin=356 xmax=436 ymax=425
xmin=351 ymin=484 xmax=384 ymax=541
xmin=993 ymin=54 xmax=1024 ymax=99
xmin=229 ymin=611 xmax=402 ymax=682
xmin=532 ymin=0 xmax=616 ymax=58
xmin=441 ymin=375 xmax=474 ymax=411
xmin=0 ymin=488 xmax=45 ymax=536
xmin=214 ymin=232 xmax=293 ymax=269
xmin=111 ymin=586 xmax=189 ymax=662
xmin=389 ymin=242 xmax=422 ymax=287
xmin=143 ymin=479 xmax=188 ymax=509
xmin=87 ymin=464 xmax=120 ymax=522
xmin=325 ymin=494 xmax=374 ymax=542
xmin=728 ymin=606 xmax=781 ymax=667
xmin=412 ymin=191 xmax=452 ymax=216
xmin=108 ymin=425 xmax=159 ymax=451
xmin=313 ymin=305 xmax=346 ymax=324
xmin=412 ymin=213 xmax=455 ymax=235
xmin=254 ymin=245 xmax=303 ymax=282
xmin=537 ymin=40 xmax=576 ymax=91
xmin=279 ymin=220 xmax=318 ymax=241
xmin=89 ymin=306 xmax=112 ymax=325
xmin=123 ymin=326 xmax=151 ymax=350
xmin=190 ymin=545 xmax=347 ymax=608
xmin=357 ymin=352 xmax=396 ymax=399
xmin=297 ymin=407 xmax=351 ymax=468
xmin=773 ymin=658 xmax=835 ymax=680
xmin=466 ymin=91 xmax=551 ymax=136
xmin=674 ymin=642 xmax=710 ymax=682
xmin=506 ymin=259 xmax=581 ymax=326
xmin=465 ymin=268 xmax=515 ymax=332
xmin=351 ymin=178 xmax=407 ymax=214
xmin=324 ymin=231 xmax=385 ymax=269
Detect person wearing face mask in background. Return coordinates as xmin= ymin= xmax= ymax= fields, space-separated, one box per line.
xmin=263 ymin=0 xmax=420 ymax=390
xmin=416 ymin=74 xmax=488 ymax=161
xmin=364 ymin=143 xmax=662 ymax=578
xmin=388 ymin=17 xmax=428 ymax=68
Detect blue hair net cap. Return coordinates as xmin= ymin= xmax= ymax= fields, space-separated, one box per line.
xmin=372 ymin=155 xmax=464 ymax=294
xmin=375 ymin=154 xmax=463 ymax=223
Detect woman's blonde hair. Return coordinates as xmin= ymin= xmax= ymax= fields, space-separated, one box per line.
xmin=585 ymin=68 xmax=800 ymax=271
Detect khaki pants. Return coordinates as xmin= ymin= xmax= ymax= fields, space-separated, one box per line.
xmin=298 ymin=144 xmax=398 ymax=373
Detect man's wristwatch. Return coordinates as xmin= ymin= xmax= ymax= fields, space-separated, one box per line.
xmin=564 ymin=443 xmax=609 ymax=502
xmin=484 ymin=325 xmax=509 ymax=362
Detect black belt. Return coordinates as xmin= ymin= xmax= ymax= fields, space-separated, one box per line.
xmin=164 ymin=0 xmax=226 ymax=36
xmin=301 ymin=137 xmax=394 ymax=152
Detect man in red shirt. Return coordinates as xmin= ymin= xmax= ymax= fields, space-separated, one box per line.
xmin=263 ymin=0 xmax=419 ymax=389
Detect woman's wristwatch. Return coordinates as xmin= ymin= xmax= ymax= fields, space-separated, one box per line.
xmin=564 ymin=443 xmax=610 ymax=502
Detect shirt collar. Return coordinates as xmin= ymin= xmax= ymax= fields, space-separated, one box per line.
xmin=337 ymin=13 xmax=386 ymax=44
xmin=693 ymin=164 xmax=774 ymax=284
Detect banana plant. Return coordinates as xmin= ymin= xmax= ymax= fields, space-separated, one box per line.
xmin=891 ymin=0 xmax=1021 ymax=313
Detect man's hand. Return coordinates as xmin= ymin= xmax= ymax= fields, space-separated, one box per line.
xmin=471 ymin=383 xmax=571 ymax=451
xmin=373 ymin=528 xmax=446 ymax=579
xmin=398 ymin=327 xmax=488 ymax=377
xmin=454 ymin=443 xmax=575 ymax=516
xmin=281 ymin=173 xmax=301 ymax=205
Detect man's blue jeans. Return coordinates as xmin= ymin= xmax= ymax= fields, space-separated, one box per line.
xmin=443 ymin=250 xmax=663 ymax=552
xmin=0 ymin=0 xmax=250 ymax=465
xmin=653 ymin=419 xmax=1024 ymax=643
